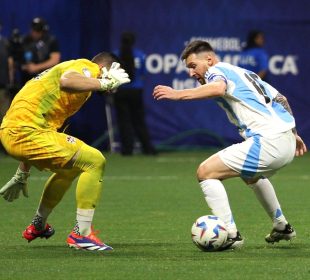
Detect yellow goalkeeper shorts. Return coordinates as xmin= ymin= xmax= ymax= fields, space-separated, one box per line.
xmin=0 ymin=127 xmax=84 ymax=171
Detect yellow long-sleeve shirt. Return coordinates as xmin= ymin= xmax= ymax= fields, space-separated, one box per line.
xmin=1 ymin=59 xmax=100 ymax=131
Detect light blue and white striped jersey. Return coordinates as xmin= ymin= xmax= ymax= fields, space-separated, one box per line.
xmin=205 ymin=62 xmax=295 ymax=138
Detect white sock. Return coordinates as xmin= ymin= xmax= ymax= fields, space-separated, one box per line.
xmin=76 ymin=208 xmax=95 ymax=236
xmin=250 ymin=178 xmax=287 ymax=230
xmin=200 ymin=179 xmax=237 ymax=238
xmin=36 ymin=204 xmax=53 ymax=227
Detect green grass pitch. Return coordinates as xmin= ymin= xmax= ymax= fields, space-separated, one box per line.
xmin=0 ymin=151 xmax=309 ymax=279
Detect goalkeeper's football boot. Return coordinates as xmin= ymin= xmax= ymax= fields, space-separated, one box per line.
xmin=66 ymin=228 xmax=113 ymax=251
xmin=219 ymin=231 xmax=244 ymax=251
xmin=23 ymin=224 xmax=55 ymax=242
xmin=265 ymin=223 xmax=296 ymax=243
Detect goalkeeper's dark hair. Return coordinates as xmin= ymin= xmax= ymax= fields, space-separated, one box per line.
xmin=181 ymin=40 xmax=215 ymax=60
xmin=91 ymin=52 xmax=120 ymax=68
xmin=119 ymin=32 xmax=136 ymax=81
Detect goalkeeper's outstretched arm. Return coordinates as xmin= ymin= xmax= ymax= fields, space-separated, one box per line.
xmin=59 ymin=62 xmax=130 ymax=93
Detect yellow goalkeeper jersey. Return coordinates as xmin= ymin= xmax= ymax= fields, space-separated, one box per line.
xmin=1 ymin=59 xmax=100 ymax=130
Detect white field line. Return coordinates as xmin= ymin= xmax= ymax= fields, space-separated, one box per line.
xmin=29 ymin=175 xmax=179 ymax=181
xmin=155 ymin=157 xmax=201 ymax=163
xmin=104 ymin=175 xmax=178 ymax=181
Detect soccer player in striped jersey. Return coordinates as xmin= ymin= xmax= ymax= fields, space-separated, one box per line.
xmin=0 ymin=52 xmax=130 ymax=251
xmin=153 ymin=40 xmax=307 ymax=250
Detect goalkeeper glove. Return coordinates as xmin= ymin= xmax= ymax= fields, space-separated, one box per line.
xmin=98 ymin=62 xmax=130 ymax=91
xmin=0 ymin=167 xmax=30 ymax=202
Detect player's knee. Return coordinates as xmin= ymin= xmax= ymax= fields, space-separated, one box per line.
xmin=74 ymin=145 xmax=106 ymax=173
xmin=243 ymin=176 xmax=262 ymax=188
xmin=89 ymin=148 xmax=106 ymax=171
xmin=95 ymin=151 xmax=106 ymax=170
xmin=196 ymin=162 xmax=213 ymax=181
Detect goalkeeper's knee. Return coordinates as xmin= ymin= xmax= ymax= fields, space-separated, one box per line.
xmin=73 ymin=145 xmax=106 ymax=209
xmin=73 ymin=144 xmax=106 ymax=178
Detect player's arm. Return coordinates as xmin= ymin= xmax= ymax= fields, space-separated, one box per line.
xmin=8 ymin=56 xmax=14 ymax=85
xmin=22 ymin=52 xmax=61 ymax=74
xmin=153 ymin=80 xmax=226 ymax=101
xmin=273 ymin=92 xmax=307 ymax=156
xmin=0 ymin=162 xmax=31 ymax=202
xmin=35 ymin=52 xmax=61 ymax=72
xmin=273 ymin=93 xmax=295 ymax=132
xmin=60 ymin=71 xmax=102 ymax=92
xmin=60 ymin=63 xmax=130 ymax=93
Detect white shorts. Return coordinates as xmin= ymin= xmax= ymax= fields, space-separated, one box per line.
xmin=218 ymin=130 xmax=296 ymax=179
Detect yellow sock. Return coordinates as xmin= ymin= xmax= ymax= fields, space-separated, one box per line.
xmin=73 ymin=144 xmax=106 ymax=210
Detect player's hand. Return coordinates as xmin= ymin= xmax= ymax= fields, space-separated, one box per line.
xmin=153 ymin=85 xmax=179 ymax=100
xmin=108 ymin=62 xmax=131 ymax=87
xmin=21 ymin=63 xmax=39 ymax=74
xmin=0 ymin=169 xmax=30 ymax=202
xmin=98 ymin=62 xmax=130 ymax=92
xmin=295 ymin=134 xmax=307 ymax=157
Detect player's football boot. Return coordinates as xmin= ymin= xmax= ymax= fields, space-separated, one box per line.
xmin=66 ymin=228 xmax=113 ymax=251
xmin=219 ymin=231 xmax=244 ymax=251
xmin=23 ymin=223 xmax=55 ymax=242
xmin=265 ymin=223 xmax=296 ymax=243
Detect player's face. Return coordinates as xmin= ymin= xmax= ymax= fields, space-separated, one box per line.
xmin=185 ymin=53 xmax=209 ymax=85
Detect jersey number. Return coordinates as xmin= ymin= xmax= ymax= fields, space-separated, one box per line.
xmin=244 ymin=73 xmax=270 ymax=103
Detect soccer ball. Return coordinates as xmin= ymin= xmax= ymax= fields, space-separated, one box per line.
xmin=191 ymin=215 xmax=228 ymax=252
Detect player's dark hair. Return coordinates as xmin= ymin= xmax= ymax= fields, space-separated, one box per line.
xmin=91 ymin=52 xmax=120 ymax=68
xmin=181 ymin=40 xmax=214 ymax=60
xmin=119 ymin=32 xmax=136 ymax=80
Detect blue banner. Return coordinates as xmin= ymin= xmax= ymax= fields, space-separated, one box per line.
xmin=1 ymin=0 xmax=309 ymax=149
xmin=110 ymin=0 xmax=310 ymax=148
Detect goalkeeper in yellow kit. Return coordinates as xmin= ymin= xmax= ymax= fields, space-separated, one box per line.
xmin=0 ymin=52 xmax=130 ymax=251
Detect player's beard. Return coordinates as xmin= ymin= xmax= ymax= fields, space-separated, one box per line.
xmin=197 ymin=77 xmax=206 ymax=85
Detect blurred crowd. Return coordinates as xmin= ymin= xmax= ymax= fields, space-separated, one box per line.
xmin=0 ymin=17 xmax=60 ymax=125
